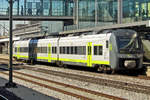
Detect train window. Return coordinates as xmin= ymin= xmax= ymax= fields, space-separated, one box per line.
xmin=52 ymin=47 xmax=54 ymax=53
xmin=67 ymin=47 xmax=69 ymax=54
xmin=94 ymin=46 xmax=103 ymax=55
xmin=94 ymin=46 xmax=97 ymax=55
xmin=82 ymin=46 xmax=86 ymax=55
xmin=77 ymin=46 xmax=81 ymax=55
xmin=40 ymin=47 xmax=42 ymax=53
xmin=55 ymin=47 xmax=57 ymax=54
xmin=19 ymin=48 xmax=21 ymax=52
xmin=52 ymin=47 xmax=56 ymax=54
xmin=61 ymin=47 xmax=63 ymax=54
xmin=75 ymin=46 xmax=77 ymax=54
xmin=98 ymin=46 xmax=103 ymax=55
xmin=71 ymin=47 xmax=73 ymax=54
xmin=19 ymin=47 xmax=28 ymax=53
xmin=52 ymin=47 xmax=57 ymax=54
xmin=41 ymin=47 xmax=47 ymax=53
xmin=69 ymin=47 xmax=72 ymax=54
xmin=25 ymin=47 xmax=28 ymax=52
xmin=106 ymin=41 xmax=108 ymax=48
xmin=63 ymin=47 xmax=65 ymax=54
xmin=15 ymin=47 xmax=17 ymax=52
xmin=60 ymin=47 xmax=62 ymax=54
xmin=37 ymin=47 xmax=41 ymax=53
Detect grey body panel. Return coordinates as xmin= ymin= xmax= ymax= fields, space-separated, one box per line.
xmin=109 ymin=34 xmax=118 ymax=69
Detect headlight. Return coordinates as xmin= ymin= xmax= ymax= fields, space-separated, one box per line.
xmin=124 ymin=60 xmax=136 ymax=69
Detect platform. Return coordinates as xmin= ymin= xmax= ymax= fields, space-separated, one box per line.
xmin=0 ymin=77 xmax=58 ymax=100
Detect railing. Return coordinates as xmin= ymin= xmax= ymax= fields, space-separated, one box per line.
xmin=64 ymin=22 xmax=114 ymax=31
xmin=0 ymin=8 xmax=73 ymax=17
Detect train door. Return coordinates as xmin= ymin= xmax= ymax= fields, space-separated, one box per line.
xmin=29 ymin=39 xmax=33 ymax=60
xmin=32 ymin=39 xmax=38 ymax=60
xmin=87 ymin=42 xmax=92 ymax=67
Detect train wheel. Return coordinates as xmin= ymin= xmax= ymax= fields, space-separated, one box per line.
xmin=105 ymin=69 xmax=115 ymax=74
xmin=30 ymin=59 xmax=34 ymax=65
xmin=103 ymin=66 xmax=114 ymax=74
xmin=97 ymin=65 xmax=104 ymax=73
xmin=56 ymin=61 xmax=64 ymax=67
xmin=63 ymin=64 xmax=68 ymax=68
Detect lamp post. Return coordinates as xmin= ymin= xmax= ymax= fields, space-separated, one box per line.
xmin=5 ymin=0 xmax=17 ymax=88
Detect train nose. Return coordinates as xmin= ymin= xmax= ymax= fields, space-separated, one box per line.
xmin=124 ymin=60 xmax=136 ymax=69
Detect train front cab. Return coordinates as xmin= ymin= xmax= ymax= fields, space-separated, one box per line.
xmin=109 ymin=30 xmax=143 ymax=72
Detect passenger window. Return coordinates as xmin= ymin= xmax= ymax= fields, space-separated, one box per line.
xmin=15 ymin=47 xmax=17 ymax=52
xmin=55 ymin=47 xmax=57 ymax=53
xmin=60 ymin=47 xmax=62 ymax=54
xmin=52 ymin=47 xmax=54 ymax=53
xmin=71 ymin=47 xmax=73 ymax=54
xmin=75 ymin=46 xmax=77 ymax=54
xmin=63 ymin=47 xmax=65 ymax=54
xmin=99 ymin=46 xmax=103 ymax=55
xmin=67 ymin=47 xmax=69 ymax=54
xmin=41 ymin=47 xmax=47 ymax=53
xmin=94 ymin=46 xmax=103 ymax=55
xmin=106 ymin=40 xmax=108 ymax=48
xmin=94 ymin=46 xmax=97 ymax=55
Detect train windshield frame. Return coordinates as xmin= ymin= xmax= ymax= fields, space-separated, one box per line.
xmin=117 ymin=36 xmax=141 ymax=53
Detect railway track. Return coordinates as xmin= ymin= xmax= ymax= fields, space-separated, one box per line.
xmin=0 ymin=58 xmax=150 ymax=80
xmin=0 ymin=59 xmax=150 ymax=95
xmin=0 ymin=68 xmax=125 ymax=100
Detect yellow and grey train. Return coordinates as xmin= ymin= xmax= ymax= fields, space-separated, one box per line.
xmin=13 ymin=29 xmax=144 ymax=73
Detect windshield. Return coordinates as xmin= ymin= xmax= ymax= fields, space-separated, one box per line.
xmin=117 ymin=37 xmax=141 ymax=51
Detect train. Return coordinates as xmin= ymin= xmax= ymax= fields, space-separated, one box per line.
xmin=13 ymin=29 xmax=144 ymax=74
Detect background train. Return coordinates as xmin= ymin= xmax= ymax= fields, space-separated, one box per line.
xmin=13 ymin=29 xmax=144 ymax=74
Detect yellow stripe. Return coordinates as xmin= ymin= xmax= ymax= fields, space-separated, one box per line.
xmin=16 ymin=54 xmax=109 ymax=66
xmin=15 ymin=55 xmax=28 ymax=58
xmin=18 ymin=55 xmax=28 ymax=58
xmin=94 ymin=44 xmax=102 ymax=46
xmin=13 ymin=55 xmax=17 ymax=57
xmin=37 ymin=56 xmax=48 ymax=60
xmin=87 ymin=42 xmax=92 ymax=67
xmin=92 ymin=60 xmax=110 ymax=65
xmin=37 ymin=56 xmax=57 ymax=61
